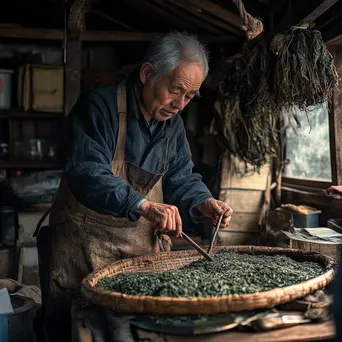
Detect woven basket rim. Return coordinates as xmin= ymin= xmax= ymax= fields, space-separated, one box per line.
xmin=81 ymin=245 xmax=336 ymax=314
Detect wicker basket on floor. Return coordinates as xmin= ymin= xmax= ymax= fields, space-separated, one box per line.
xmin=81 ymin=246 xmax=336 ymax=315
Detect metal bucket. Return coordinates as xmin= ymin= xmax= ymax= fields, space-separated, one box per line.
xmin=0 ymin=315 xmax=8 ymax=342
xmin=8 ymin=297 xmax=37 ymax=342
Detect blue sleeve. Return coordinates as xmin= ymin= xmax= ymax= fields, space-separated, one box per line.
xmin=162 ymin=124 xmax=213 ymax=222
xmin=63 ymin=90 xmax=144 ymax=221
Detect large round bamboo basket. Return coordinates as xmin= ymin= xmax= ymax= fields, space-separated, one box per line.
xmin=81 ymin=246 xmax=336 ymax=315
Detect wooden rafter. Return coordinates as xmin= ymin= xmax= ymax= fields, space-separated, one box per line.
xmin=326 ymin=34 xmax=342 ymax=46
xmin=168 ymin=0 xmax=243 ymax=36
xmin=0 ymin=28 xmax=63 ymax=40
xmin=256 ymin=0 xmax=271 ymax=5
xmin=256 ymin=0 xmax=282 ymax=11
xmin=122 ymin=0 xmax=196 ymax=31
xmin=274 ymin=0 xmax=339 ymax=34
xmin=80 ymin=30 xmax=237 ymax=44
xmin=186 ymin=0 xmax=243 ymax=29
xmin=0 ymin=27 xmax=236 ymax=44
xmin=154 ymin=0 xmax=224 ymax=34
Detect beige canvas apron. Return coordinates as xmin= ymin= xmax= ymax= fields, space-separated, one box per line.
xmin=34 ymin=82 xmax=171 ymax=342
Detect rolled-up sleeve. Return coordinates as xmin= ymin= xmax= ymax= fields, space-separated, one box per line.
xmin=63 ymin=91 xmax=144 ymax=221
xmin=162 ymin=126 xmax=213 ymax=222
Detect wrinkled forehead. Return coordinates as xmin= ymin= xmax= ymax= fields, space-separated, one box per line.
xmin=168 ymin=62 xmax=204 ymax=91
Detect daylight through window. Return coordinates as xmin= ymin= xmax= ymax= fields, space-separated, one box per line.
xmin=283 ymin=103 xmax=332 ymax=182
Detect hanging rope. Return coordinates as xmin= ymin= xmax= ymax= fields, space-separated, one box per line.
xmin=232 ymin=0 xmax=264 ymax=40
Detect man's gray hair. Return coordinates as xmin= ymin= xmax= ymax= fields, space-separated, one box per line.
xmin=143 ymin=32 xmax=210 ymax=85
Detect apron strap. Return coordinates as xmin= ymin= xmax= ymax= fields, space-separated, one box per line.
xmin=32 ymin=207 xmax=51 ymax=237
xmin=34 ymin=82 xmax=128 ymax=237
xmin=112 ymin=81 xmax=128 ymax=176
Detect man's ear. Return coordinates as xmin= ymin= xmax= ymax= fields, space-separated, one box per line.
xmin=140 ymin=62 xmax=154 ymax=84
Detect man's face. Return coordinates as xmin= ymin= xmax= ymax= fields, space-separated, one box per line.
xmin=140 ymin=61 xmax=204 ymax=121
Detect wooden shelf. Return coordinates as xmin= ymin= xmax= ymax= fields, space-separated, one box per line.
xmin=0 ymin=161 xmax=61 ymax=169
xmin=0 ymin=28 xmax=64 ymax=40
xmin=0 ymin=109 xmax=65 ymax=119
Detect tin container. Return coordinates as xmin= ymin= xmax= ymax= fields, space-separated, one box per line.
xmin=292 ymin=210 xmax=322 ymax=228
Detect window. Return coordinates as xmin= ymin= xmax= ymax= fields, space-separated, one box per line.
xmin=283 ymin=103 xmax=332 ymax=182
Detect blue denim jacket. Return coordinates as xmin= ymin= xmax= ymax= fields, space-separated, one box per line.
xmin=62 ymin=76 xmax=213 ymax=222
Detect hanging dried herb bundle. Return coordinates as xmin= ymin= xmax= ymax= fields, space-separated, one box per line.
xmin=215 ymin=5 xmax=279 ymax=170
xmin=271 ymin=27 xmax=339 ymax=110
xmin=214 ymin=0 xmax=339 ymax=169
xmin=215 ymin=37 xmax=279 ymax=170
xmin=97 ymin=250 xmax=324 ymax=298
xmin=214 ymin=98 xmax=278 ymax=169
xmin=219 ymin=37 xmax=276 ymax=118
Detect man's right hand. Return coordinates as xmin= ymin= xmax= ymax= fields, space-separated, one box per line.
xmin=137 ymin=201 xmax=182 ymax=237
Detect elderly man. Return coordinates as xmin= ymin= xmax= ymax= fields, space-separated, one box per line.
xmin=35 ymin=32 xmax=233 ymax=342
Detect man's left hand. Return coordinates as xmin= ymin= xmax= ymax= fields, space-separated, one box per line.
xmin=196 ymin=198 xmax=233 ymax=228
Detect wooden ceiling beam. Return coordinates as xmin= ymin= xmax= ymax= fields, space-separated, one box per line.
xmin=186 ymin=0 xmax=242 ymax=29
xmin=80 ymin=30 xmax=237 ymax=44
xmin=256 ymin=0 xmax=271 ymax=5
xmin=0 ymin=27 xmax=238 ymax=44
xmin=272 ymin=1 xmax=307 ymax=33
xmin=80 ymin=30 xmax=162 ymax=41
xmin=153 ymin=0 xmax=224 ymax=34
xmin=326 ymin=33 xmax=342 ymax=47
xmin=123 ymin=0 xmax=196 ymax=31
xmin=168 ymin=0 xmax=243 ymax=36
xmin=0 ymin=28 xmax=64 ymax=40
xmin=273 ymin=0 xmax=339 ymax=34
xmin=256 ymin=0 xmax=282 ymax=10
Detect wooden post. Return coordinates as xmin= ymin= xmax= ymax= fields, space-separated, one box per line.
xmin=330 ymin=46 xmax=342 ymax=185
xmin=63 ymin=0 xmax=91 ymax=116
xmin=64 ymin=40 xmax=82 ymax=116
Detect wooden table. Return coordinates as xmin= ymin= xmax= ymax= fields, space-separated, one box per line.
xmin=72 ymin=299 xmax=336 ymax=342
xmin=134 ymin=320 xmax=335 ymax=342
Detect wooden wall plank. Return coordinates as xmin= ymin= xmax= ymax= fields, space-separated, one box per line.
xmin=224 ymin=213 xmax=260 ymax=232
xmin=220 ymin=152 xmax=270 ymax=190
xmin=21 ymin=120 xmax=35 ymax=140
xmin=218 ymin=231 xmax=260 ymax=245
xmin=220 ymin=189 xmax=264 ymax=213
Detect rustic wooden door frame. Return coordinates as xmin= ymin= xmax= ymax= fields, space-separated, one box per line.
xmin=330 ymin=45 xmax=342 ymax=186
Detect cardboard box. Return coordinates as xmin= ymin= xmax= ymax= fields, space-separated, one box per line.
xmin=18 ymin=64 xmax=64 ymax=112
